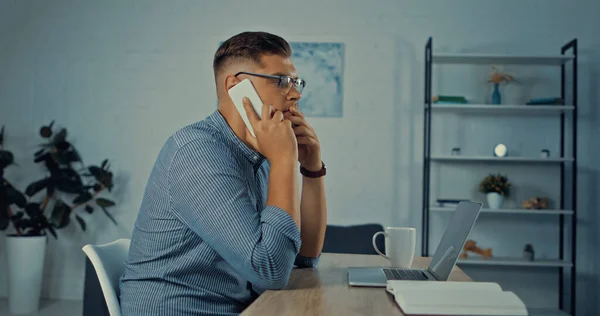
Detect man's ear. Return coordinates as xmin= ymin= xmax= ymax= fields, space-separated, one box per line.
xmin=224 ymin=74 xmax=240 ymax=93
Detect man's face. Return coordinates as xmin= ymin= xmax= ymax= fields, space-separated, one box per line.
xmin=234 ymin=54 xmax=302 ymax=119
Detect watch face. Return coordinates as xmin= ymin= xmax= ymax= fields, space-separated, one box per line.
xmin=494 ymin=144 xmax=507 ymax=157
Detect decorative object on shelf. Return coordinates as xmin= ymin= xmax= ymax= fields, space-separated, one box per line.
xmin=460 ymin=239 xmax=493 ymax=260
xmin=523 ymin=244 xmax=535 ymax=261
xmin=451 ymin=147 xmax=461 ymax=156
xmin=479 ymin=173 xmax=511 ymax=209
xmin=522 ymin=197 xmax=550 ymax=210
xmin=487 ymin=66 xmax=519 ymax=105
xmin=436 ymin=198 xmax=469 ymax=207
xmin=433 ymin=95 xmax=468 ymax=104
xmin=0 ymin=123 xmax=118 ymax=315
xmin=540 ymin=149 xmax=550 ymax=158
xmin=526 ymin=97 xmax=564 ymax=105
xmin=493 ymin=144 xmax=508 ymax=157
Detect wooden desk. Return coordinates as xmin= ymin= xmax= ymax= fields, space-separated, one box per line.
xmin=241 ymin=253 xmax=471 ymax=316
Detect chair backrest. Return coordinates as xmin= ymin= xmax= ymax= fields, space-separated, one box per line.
xmin=82 ymin=238 xmax=130 ymax=316
xmin=322 ymin=224 xmax=385 ymax=255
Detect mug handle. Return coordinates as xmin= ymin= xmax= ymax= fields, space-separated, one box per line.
xmin=372 ymin=231 xmax=388 ymax=259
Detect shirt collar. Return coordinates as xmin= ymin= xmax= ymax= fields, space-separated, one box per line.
xmin=209 ymin=110 xmax=266 ymax=166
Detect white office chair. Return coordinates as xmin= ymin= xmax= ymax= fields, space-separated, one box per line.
xmin=82 ymin=238 xmax=131 ymax=316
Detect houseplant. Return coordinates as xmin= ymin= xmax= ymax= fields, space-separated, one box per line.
xmin=479 ymin=173 xmax=511 ymax=209
xmin=1 ymin=123 xmax=118 ymax=314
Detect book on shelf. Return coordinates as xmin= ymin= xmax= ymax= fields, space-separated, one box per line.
xmin=525 ymin=97 xmax=564 ymax=105
xmin=386 ymin=280 xmax=528 ymax=315
xmin=435 ymin=198 xmax=470 ymax=207
xmin=433 ymin=95 xmax=468 ymax=104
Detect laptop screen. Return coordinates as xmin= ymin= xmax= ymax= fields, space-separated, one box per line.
xmin=428 ymin=201 xmax=482 ymax=280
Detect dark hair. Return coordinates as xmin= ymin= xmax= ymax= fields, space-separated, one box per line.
xmin=213 ymin=31 xmax=291 ymax=77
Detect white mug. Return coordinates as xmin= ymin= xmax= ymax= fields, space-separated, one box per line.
xmin=372 ymin=227 xmax=416 ymax=268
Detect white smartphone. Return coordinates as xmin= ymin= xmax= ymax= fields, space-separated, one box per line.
xmin=228 ymin=78 xmax=264 ymax=137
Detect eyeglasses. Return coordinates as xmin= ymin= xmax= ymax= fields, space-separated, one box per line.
xmin=235 ymin=71 xmax=306 ymax=95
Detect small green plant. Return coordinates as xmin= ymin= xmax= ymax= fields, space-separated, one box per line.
xmin=479 ymin=173 xmax=511 ymax=197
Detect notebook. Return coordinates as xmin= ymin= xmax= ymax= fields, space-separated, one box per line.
xmin=386 ymin=280 xmax=528 ymax=316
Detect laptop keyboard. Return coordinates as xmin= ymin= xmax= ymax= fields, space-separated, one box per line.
xmin=383 ymin=268 xmax=431 ymax=281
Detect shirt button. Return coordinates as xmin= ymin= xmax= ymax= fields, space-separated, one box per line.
xmin=253 ymin=155 xmax=258 ymax=161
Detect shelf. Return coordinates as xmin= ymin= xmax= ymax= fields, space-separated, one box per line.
xmin=457 ymin=257 xmax=573 ymax=268
xmin=430 ymin=156 xmax=573 ymax=163
xmin=430 ymin=104 xmax=574 ymax=113
xmin=432 ymin=53 xmax=574 ymax=65
xmin=430 ymin=207 xmax=574 ymax=215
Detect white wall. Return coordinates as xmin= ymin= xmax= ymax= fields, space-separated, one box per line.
xmin=0 ymin=0 xmax=598 ymax=314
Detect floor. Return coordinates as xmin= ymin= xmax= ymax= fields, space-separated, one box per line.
xmin=0 ymin=299 xmax=83 ymax=316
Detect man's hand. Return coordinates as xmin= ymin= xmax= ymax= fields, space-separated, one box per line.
xmin=286 ymin=107 xmax=322 ymax=171
xmin=243 ymin=97 xmax=298 ymax=164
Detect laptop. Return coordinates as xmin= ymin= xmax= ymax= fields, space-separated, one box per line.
xmin=348 ymin=201 xmax=482 ymax=287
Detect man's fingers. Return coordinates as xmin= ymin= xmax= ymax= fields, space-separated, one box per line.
xmin=272 ymin=110 xmax=284 ymax=121
xmin=287 ymin=116 xmax=315 ymax=132
xmin=293 ymin=125 xmax=316 ymax=138
xmin=261 ymin=102 xmax=272 ymax=121
xmin=287 ymin=116 xmax=305 ymax=126
xmin=296 ymin=136 xmax=317 ymax=146
xmin=290 ymin=107 xmax=305 ymax=118
xmin=243 ymin=97 xmax=260 ymax=126
xmin=245 ymin=128 xmax=259 ymax=149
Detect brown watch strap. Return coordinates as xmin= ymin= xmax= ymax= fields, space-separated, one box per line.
xmin=300 ymin=161 xmax=326 ymax=178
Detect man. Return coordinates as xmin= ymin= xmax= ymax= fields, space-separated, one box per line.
xmin=119 ymin=31 xmax=327 ymax=316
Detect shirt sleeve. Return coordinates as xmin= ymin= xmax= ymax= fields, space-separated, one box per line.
xmin=168 ymin=140 xmax=302 ymax=290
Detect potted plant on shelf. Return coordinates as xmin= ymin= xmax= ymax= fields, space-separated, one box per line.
xmin=479 ymin=173 xmax=511 ymax=209
xmin=0 ymin=122 xmax=118 ymax=315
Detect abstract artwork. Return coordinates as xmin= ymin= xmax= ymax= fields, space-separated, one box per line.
xmin=290 ymin=42 xmax=344 ymax=117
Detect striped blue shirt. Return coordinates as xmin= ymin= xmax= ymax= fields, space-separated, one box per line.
xmin=119 ymin=110 xmax=319 ymax=316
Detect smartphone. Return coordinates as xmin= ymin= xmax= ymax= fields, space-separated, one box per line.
xmin=228 ymin=78 xmax=264 ymax=137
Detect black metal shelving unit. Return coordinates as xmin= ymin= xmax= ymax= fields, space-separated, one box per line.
xmin=421 ymin=37 xmax=578 ymax=316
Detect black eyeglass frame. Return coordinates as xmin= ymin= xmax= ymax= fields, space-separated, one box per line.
xmin=234 ymin=71 xmax=306 ymax=95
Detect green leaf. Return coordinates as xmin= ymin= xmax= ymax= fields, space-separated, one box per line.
xmin=5 ymin=182 xmax=27 ymax=208
xmin=85 ymin=205 xmax=94 ymax=214
xmin=34 ymin=152 xmax=50 ymax=163
xmin=25 ymin=203 xmax=43 ymax=219
xmin=52 ymin=128 xmax=67 ymax=145
xmin=0 ymin=125 xmax=4 ymax=147
xmin=101 ymin=159 xmax=108 ymax=169
xmin=50 ymin=200 xmax=71 ymax=229
xmin=75 ymin=215 xmax=86 ymax=231
xmin=73 ymin=191 xmax=93 ymax=205
xmin=0 ymin=150 xmax=14 ymax=169
xmin=10 ymin=211 xmax=24 ymax=220
xmin=96 ymin=198 xmax=116 ymax=208
xmin=25 ymin=178 xmax=49 ymax=196
xmin=55 ymin=169 xmax=84 ymax=194
xmin=100 ymin=206 xmax=117 ymax=225
xmin=88 ymin=166 xmax=104 ymax=179
xmin=55 ymin=141 xmax=70 ymax=152
xmin=66 ymin=150 xmax=81 ymax=162
xmin=0 ymin=204 xmax=9 ymax=230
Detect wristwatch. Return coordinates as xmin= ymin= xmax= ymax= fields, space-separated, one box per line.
xmin=300 ymin=161 xmax=326 ymax=178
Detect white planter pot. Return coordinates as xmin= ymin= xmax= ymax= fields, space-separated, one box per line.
xmin=6 ymin=235 xmax=48 ymax=314
xmin=487 ymin=192 xmax=504 ymax=209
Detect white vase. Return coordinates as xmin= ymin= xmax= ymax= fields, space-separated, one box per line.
xmin=6 ymin=235 xmax=48 ymax=314
xmin=487 ymin=192 xmax=504 ymax=209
